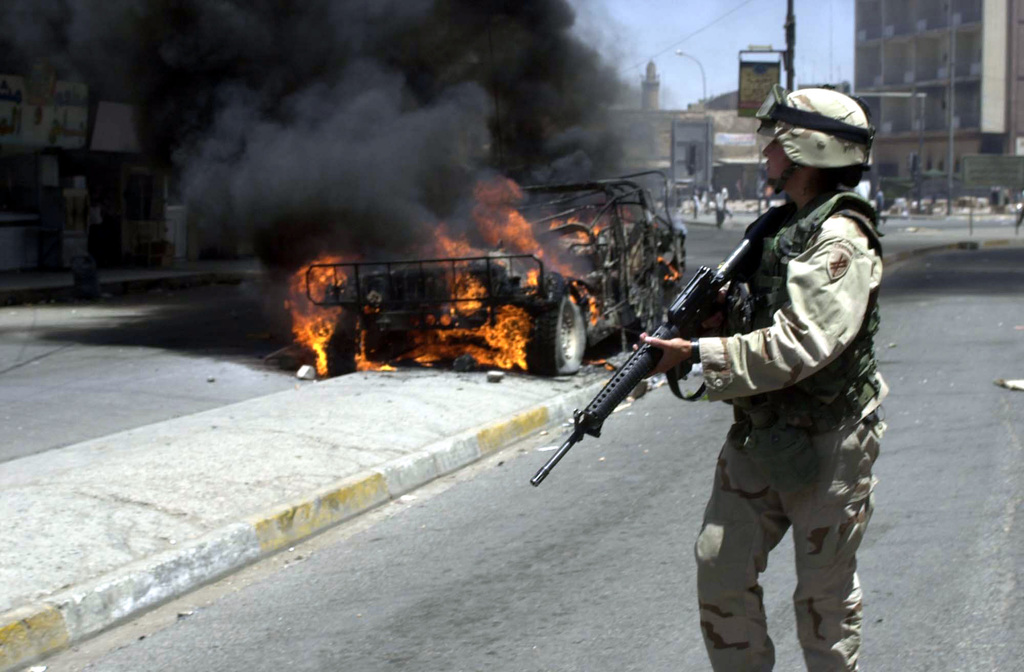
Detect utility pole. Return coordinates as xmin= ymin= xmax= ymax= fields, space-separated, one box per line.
xmin=784 ymin=0 xmax=796 ymax=90
xmin=946 ymin=0 xmax=956 ymax=215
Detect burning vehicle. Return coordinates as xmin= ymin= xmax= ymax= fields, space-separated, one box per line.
xmin=291 ymin=174 xmax=686 ymax=378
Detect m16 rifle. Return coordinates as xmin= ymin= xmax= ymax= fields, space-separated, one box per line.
xmin=530 ymin=205 xmax=793 ymax=487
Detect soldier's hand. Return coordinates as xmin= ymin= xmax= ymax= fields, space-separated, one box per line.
xmin=635 ymin=332 xmax=692 ymax=376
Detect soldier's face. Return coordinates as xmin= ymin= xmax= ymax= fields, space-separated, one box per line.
xmin=762 ymin=140 xmax=792 ymax=180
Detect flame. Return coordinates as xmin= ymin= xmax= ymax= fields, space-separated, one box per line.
xmin=288 ymin=256 xmax=345 ymax=377
xmin=287 ymin=176 xmax=591 ymax=377
xmin=473 ymin=178 xmax=538 ymax=253
xmin=452 ymin=265 xmax=486 ymax=315
xmin=572 ymin=280 xmax=601 ymax=326
xmin=472 ymin=177 xmax=578 ymax=279
xmin=400 ymin=304 xmax=532 ymax=371
xmin=659 ymin=256 xmax=681 ymax=283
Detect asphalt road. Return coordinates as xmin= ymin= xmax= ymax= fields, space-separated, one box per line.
xmin=44 ymin=246 xmax=1023 ymax=671
xmin=0 ymin=282 xmax=297 ymax=463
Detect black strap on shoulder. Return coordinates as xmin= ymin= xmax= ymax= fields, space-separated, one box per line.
xmin=666 ymin=363 xmax=706 ymax=401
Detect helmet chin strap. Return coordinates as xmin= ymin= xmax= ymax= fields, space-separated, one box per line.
xmin=770 ymin=164 xmax=799 ymax=193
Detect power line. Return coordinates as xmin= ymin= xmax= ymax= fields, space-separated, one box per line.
xmin=621 ymin=0 xmax=764 ymax=74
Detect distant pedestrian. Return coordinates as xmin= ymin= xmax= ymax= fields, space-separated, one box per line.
xmin=875 ymin=188 xmax=886 ymax=224
xmin=714 ymin=187 xmax=732 ymax=228
xmin=1016 ymin=190 xmax=1024 ymax=235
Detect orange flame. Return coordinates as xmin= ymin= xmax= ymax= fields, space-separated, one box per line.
xmin=287 ymin=257 xmax=345 ymax=377
xmin=287 ymin=177 xmax=587 ymax=377
xmin=659 ymin=256 xmax=681 ymax=283
xmin=399 ymin=304 xmax=532 ymax=371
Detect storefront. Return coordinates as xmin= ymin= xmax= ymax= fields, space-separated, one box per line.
xmin=0 ymin=65 xmax=90 ymax=270
xmin=0 ymin=64 xmax=180 ymax=270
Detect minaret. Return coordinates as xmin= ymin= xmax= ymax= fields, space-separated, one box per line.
xmin=641 ymin=60 xmax=660 ymax=110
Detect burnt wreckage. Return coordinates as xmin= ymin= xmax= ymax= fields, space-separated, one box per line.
xmin=304 ymin=175 xmax=687 ymax=376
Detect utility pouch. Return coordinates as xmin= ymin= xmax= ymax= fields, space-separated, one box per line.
xmin=742 ymin=416 xmax=819 ymax=493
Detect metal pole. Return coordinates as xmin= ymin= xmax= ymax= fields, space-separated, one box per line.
xmin=916 ymin=91 xmax=925 ymax=213
xmin=674 ymin=51 xmax=707 ymax=103
xmin=946 ymin=0 xmax=956 ymax=216
xmin=785 ymin=0 xmax=796 ymax=90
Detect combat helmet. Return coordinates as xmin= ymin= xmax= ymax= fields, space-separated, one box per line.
xmin=756 ymin=85 xmax=874 ymax=170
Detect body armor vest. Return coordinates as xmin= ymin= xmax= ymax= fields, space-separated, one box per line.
xmin=739 ymin=191 xmax=883 ymax=429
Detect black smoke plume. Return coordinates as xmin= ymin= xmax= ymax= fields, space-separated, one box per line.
xmin=1 ymin=0 xmax=626 ymax=269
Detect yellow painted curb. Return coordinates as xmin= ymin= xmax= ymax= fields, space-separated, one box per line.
xmin=250 ymin=472 xmax=389 ymax=553
xmin=0 ymin=604 xmax=69 ymax=671
xmin=476 ymin=406 xmax=550 ymax=455
xmin=980 ymin=239 xmax=1012 ymax=248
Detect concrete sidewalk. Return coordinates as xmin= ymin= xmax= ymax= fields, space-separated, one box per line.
xmin=0 ymin=368 xmax=611 ymax=670
xmin=0 ymin=259 xmax=262 ymax=306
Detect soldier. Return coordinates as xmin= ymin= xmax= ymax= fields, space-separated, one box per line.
xmin=641 ymin=85 xmax=887 ymax=671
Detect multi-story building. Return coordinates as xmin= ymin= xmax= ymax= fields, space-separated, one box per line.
xmin=854 ymin=0 xmax=1020 ymax=187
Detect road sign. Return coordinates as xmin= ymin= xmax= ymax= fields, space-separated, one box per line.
xmin=737 ymin=61 xmax=780 ymax=117
xmin=961 ymin=155 xmax=1024 ymax=189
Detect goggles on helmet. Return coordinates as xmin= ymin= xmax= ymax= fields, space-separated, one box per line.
xmin=755 ymin=84 xmax=874 ymax=147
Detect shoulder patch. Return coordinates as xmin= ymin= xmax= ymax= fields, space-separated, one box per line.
xmin=827 ymin=240 xmax=856 ymax=281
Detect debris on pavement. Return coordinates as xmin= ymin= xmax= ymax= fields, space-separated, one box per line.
xmin=296 ymin=365 xmax=317 ymax=380
xmin=536 ymin=445 xmax=559 ymax=452
xmin=994 ymin=378 xmax=1024 ymax=392
xmin=486 ymin=370 xmax=505 ymax=383
xmin=453 ymin=354 xmax=478 ymax=372
xmin=206 ymin=376 xmax=216 ymax=383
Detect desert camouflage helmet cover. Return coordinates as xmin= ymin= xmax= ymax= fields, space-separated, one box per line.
xmin=756 ymin=85 xmax=874 ymax=169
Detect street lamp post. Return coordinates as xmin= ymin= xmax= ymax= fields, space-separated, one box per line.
xmin=946 ymin=0 xmax=957 ymax=215
xmin=674 ymin=50 xmax=707 ymax=105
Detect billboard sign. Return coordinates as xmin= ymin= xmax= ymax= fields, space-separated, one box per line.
xmin=738 ymin=61 xmax=780 ymax=117
xmin=0 ymin=73 xmax=88 ymax=149
xmin=961 ymin=155 xmax=1024 ymax=189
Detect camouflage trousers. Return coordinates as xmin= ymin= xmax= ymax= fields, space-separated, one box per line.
xmin=694 ymin=415 xmax=884 ymax=672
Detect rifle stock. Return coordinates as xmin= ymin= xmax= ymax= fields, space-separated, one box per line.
xmin=529 ymin=206 xmax=790 ymax=486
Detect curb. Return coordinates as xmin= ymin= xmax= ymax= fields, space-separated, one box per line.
xmin=0 ymin=378 xmax=607 ymax=671
xmin=886 ymin=237 xmax=1023 ymax=266
xmin=0 ymin=271 xmax=254 ymax=306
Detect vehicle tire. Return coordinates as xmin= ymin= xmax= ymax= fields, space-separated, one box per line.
xmin=526 ymin=292 xmax=587 ymax=376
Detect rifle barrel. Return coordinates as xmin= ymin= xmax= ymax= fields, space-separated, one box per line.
xmin=530 ymin=430 xmax=583 ymax=486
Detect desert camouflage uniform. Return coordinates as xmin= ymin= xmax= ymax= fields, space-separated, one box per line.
xmin=693 ymin=198 xmax=887 ymax=672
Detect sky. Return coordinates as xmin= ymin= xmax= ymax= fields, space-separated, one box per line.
xmin=570 ymin=0 xmax=855 ymax=109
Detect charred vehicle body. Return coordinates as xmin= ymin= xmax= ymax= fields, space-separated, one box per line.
xmin=304 ymin=175 xmax=686 ymax=376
